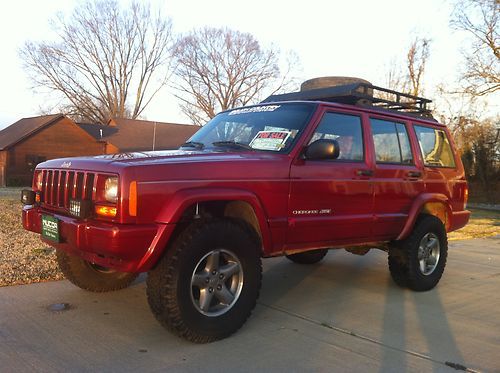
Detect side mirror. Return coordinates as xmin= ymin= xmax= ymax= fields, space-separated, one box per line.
xmin=305 ymin=139 xmax=340 ymax=160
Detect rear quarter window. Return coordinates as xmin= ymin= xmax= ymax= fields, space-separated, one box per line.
xmin=414 ymin=125 xmax=456 ymax=168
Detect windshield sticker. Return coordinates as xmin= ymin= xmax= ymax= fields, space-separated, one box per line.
xmin=249 ymin=130 xmax=291 ymax=151
xmin=228 ymin=105 xmax=281 ymax=116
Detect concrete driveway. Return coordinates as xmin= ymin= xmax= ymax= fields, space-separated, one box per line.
xmin=1 ymin=237 xmax=499 ymax=372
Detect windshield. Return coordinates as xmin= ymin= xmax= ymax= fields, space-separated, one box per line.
xmin=183 ymin=103 xmax=316 ymax=153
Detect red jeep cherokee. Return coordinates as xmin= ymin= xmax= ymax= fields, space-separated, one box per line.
xmin=22 ymin=82 xmax=470 ymax=342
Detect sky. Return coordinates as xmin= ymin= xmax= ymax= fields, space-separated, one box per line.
xmin=0 ymin=0 xmax=497 ymax=130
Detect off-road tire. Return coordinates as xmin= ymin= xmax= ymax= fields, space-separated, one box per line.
xmin=286 ymin=249 xmax=328 ymax=264
xmin=388 ymin=215 xmax=448 ymax=291
xmin=56 ymin=250 xmax=138 ymax=292
xmin=146 ymin=219 xmax=262 ymax=343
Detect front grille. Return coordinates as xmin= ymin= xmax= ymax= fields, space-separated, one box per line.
xmin=39 ymin=169 xmax=99 ymax=209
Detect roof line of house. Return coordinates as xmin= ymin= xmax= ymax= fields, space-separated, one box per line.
xmin=0 ymin=114 xmax=65 ymax=150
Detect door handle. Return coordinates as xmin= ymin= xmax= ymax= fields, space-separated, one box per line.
xmin=356 ymin=169 xmax=374 ymax=177
xmin=407 ymin=171 xmax=422 ymax=178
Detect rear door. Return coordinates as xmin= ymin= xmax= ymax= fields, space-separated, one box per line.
xmin=287 ymin=108 xmax=374 ymax=249
xmin=369 ymin=117 xmax=425 ymax=239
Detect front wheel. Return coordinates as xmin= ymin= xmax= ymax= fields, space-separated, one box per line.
xmin=146 ymin=219 xmax=262 ymax=343
xmin=388 ymin=215 xmax=448 ymax=291
xmin=56 ymin=250 xmax=138 ymax=292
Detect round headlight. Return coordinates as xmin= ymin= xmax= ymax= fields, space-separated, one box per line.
xmin=104 ymin=177 xmax=118 ymax=203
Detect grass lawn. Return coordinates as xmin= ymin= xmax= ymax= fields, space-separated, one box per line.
xmin=449 ymin=208 xmax=500 ymax=240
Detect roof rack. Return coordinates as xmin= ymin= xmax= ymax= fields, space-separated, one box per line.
xmin=261 ymin=83 xmax=434 ymax=119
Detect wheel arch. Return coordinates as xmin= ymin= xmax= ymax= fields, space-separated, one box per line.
xmin=155 ymin=187 xmax=272 ymax=253
xmin=397 ymin=193 xmax=452 ymax=241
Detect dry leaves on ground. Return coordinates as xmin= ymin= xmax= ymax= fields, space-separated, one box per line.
xmin=0 ymin=199 xmax=63 ymax=286
xmin=449 ymin=209 xmax=500 ymax=240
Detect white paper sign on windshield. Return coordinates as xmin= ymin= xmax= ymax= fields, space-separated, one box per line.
xmin=249 ymin=130 xmax=291 ymax=151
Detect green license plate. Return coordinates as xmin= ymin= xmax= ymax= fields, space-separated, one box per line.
xmin=41 ymin=215 xmax=60 ymax=242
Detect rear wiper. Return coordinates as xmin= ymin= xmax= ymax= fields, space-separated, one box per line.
xmin=180 ymin=141 xmax=205 ymax=149
xmin=212 ymin=141 xmax=254 ymax=151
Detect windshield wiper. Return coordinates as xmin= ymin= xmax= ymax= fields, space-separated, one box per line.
xmin=180 ymin=141 xmax=205 ymax=149
xmin=212 ymin=141 xmax=254 ymax=151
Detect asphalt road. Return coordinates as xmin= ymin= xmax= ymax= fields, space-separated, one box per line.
xmin=1 ymin=237 xmax=499 ymax=372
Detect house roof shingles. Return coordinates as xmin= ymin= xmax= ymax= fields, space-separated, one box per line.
xmin=77 ymin=118 xmax=199 ymax=152
xmin=0 ymin=114 xmax=64 ymax=150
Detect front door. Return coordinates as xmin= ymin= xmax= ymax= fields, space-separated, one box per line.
xmin=287 ymin=110 xmax=374 ymax=250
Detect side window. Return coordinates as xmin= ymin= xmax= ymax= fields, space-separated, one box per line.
xmin=309 ymin=112 xmax=363 ymax=161
xmin=414 ymin=125 xmax=456 ymax=167
xmin=370 ymin=119 xmax=413 ymax=164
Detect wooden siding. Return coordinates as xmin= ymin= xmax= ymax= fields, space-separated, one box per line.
xmin=0 ymin=150 xmax=6 ymax=187
xmin=105 ymin=142 xmax=119 ymax=154
xmin=6 ymin=117 xmax=105 ymax=185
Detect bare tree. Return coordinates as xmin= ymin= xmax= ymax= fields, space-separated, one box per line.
xmin=383 ymin=37 xmax=431 ymax=98
xmin=20 ymin=0 xmax=173 ymax=124
xmin=172 ymin=27 xmax=296 ymax=126
xmin=406 ymin=37 xmax=431 ymax=97
xmin=451 ymin=0 xmax=499 ymax=96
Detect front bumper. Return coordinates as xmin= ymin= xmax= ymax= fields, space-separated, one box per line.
xmin=22 ymin=206 xmax=175 ymax=273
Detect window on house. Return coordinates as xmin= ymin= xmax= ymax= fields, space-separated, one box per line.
xmin=309 ymin=112 xmax=364 ymax=161
xmin=414 ymin=125 xmax=456 ymax=167
xmin=371 ymin=119 xmax=413 ymax=164
xmin=26 ymin=155 xmax=47 ymax=173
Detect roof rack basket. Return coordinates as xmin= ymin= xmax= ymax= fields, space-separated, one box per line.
xmin=262 ymin=83 xmax=434 ymax=119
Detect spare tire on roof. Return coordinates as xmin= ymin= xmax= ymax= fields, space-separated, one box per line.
xmin=301 ymin=76 xmax=373 ymax=106
xmin=300 ymin=76 xmax=373 ymax=92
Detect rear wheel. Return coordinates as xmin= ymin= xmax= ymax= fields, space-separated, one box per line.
xmin=388 ymin=215 xmax=448 ymax=291
xmin=146 ymin=219 xmax=262 ymax=343
xmin=56 ymin=250 xmax=138 ymax=292
xmin=286 ymin=249 xmax=328 ymax=264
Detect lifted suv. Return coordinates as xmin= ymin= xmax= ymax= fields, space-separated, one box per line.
xmin=22 ymin=81 xmax=470 ymax=342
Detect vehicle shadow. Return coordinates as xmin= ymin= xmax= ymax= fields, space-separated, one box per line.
xmin=379 ymin=281 xmax=466 ymax=372
xmin=258 ymin=249 xmax=466 ymax=371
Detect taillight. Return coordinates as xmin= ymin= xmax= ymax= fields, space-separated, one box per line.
xmin=464 ymin=185 xmax=469 ymax=209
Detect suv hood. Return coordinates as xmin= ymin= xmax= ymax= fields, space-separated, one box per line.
xmin=37 ymin=150 xmax=291 ymax=180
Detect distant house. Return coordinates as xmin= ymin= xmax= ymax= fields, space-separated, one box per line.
xmin=0 ymin=115 xmax=199 ymax=186
xmin=0 ymin=114 xmax=105 ymax=186
xmin=77 ymin=118 xmax=199 ymax=153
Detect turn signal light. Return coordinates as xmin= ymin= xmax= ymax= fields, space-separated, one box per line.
xmin=95 ymin=205 xmax=117 ymax=218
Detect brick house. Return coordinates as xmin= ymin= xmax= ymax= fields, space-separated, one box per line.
xmin=0 ymin=115 xmax=105 ymax=186
xmin=0 ymin=115 xmax=199 ymax=186
xmin=78 ymin=118 xmax=199 ymax=153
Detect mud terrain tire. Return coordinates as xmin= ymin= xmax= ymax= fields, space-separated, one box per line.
xmin=147 ymin=219 xmax=262 ymax=343
xmin=56 ymin=250 xmax=138 ymax=292
xmin=388 ymin=215 xmax=448 ymax=291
